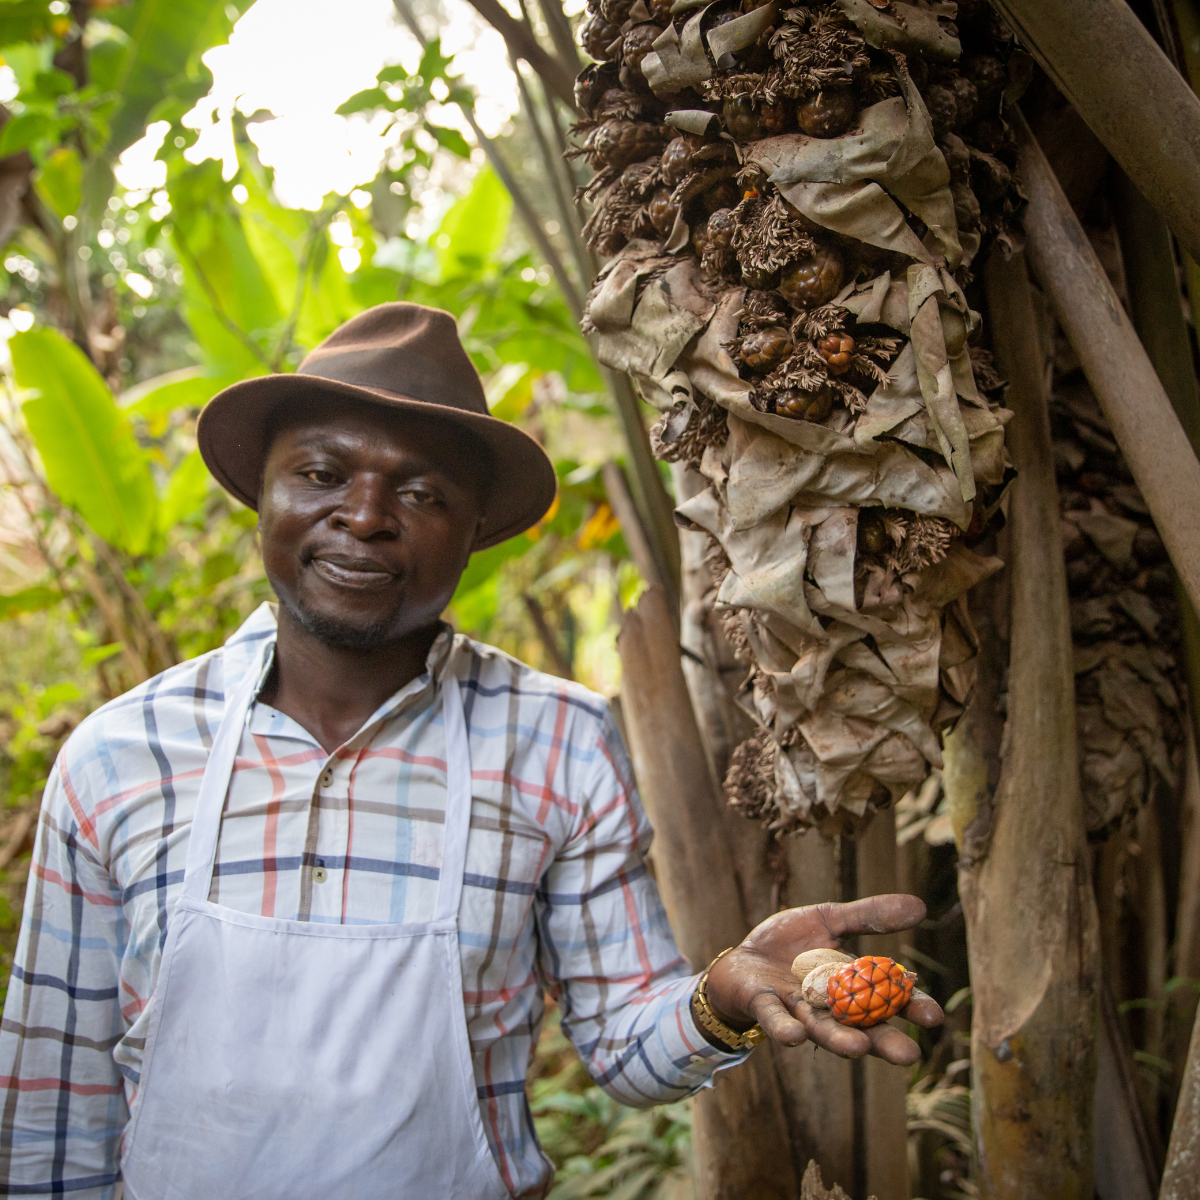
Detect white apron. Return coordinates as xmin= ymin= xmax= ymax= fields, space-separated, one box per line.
xmin=121 ymin=647 xmax=511 ymax=1199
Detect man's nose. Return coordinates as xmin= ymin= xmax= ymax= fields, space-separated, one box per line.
xmin=330 ymin=475 xmax=398 ymax=539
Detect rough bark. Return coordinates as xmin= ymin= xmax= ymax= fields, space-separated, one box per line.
xmin=618 ymin=586 xmax=800 ymax=1199
xmin=1015 ymin=109 xmax=1200 ymax=622
xmin=1162 ymin=982 xmax=1200 ymax=1197
xmin=952 ymin=248 xmax=1100 ymax=1199
xmin=990 ymin=0 xmax=1200 ymax=266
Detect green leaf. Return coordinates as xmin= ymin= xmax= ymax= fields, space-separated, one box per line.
xmin=169 ymin=160 xmax=282 ymax=376
xmin=102 ymin=0 xmax=252 ymax=159
xmin=121 ymin=365 xmax=233 ymax=417
xmin=81 ymin=642 xmax=123 ymax=668
xmin=32 ymin=67 xmax=74 ymax=97
xmin=0 ymin=6 xmax=55 ymax=50
xmin=336 ymin=86 xmax=390 ymax=116
xmin=33 ymin=144 xmax=81 ymax=219
xmin=0 ymin=584 xmax=61 ymax=620
xmin=427 ymin=123 xmax=471 ymax=158
xmin=434 ymin=167 xmax=511 ymax=279
xmin=12 ymin=327 xmax=159 ymax=553
xmin=36 ymin=681 xmax=81 ymax=718
xmin=0 ymin=109 xmax=63 ymax=155
xmin=201 ymin=551 xmax=238 ymax=589
xmin=453 ymin=532 xmax=533 ymax=599
xmin=159 ymin=448 xmax=212 ymax=531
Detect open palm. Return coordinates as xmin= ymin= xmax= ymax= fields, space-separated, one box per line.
xmin=704 ymin=894 xmax=944 ymax=1065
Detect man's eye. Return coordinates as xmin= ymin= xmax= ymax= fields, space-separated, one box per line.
xmin=401 ymin=488 xmax=436 ymax=503
xmin=303 ymin=469 xmax=338 ymax=485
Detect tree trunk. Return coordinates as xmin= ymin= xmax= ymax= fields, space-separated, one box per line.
xmin=952 ymin=248 xmax=1100 ymax=1199
xmin=1014 ymin=109 xmax=1200 ymax=619
xmin=990 ymin=0 xmax=1200 ymax=266
xmin=618 ymin=586 xmax=800 ymax=1199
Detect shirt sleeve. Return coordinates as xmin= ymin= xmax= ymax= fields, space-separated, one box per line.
xmin=534 ymin=708 xmax=749 ymax=1108
xmin=0 ymin=754 xmax=129 ymax=1199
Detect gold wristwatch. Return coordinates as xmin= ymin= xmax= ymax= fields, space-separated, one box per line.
xmin=690 ymin=947 xmax=766 ymax=1052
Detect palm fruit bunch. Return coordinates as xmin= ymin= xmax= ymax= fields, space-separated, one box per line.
xmin=1050 ymin=334 xmax=1186 ymax=840
xmin=576 ymin=0 xmax=1025 ymax=834
xmin=791 ymin=947 xmax=917 ymax=1027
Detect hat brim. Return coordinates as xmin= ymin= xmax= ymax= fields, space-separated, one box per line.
xmin=197 ymin=374 xmax=558 ymax=551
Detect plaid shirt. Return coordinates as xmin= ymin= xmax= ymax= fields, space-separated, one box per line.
xmin=0 ymin=604 xmax=742 ymax=1198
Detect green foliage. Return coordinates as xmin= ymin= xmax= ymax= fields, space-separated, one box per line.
xmin=531 ymin=1013 xmax=694 ymax=1200
xmin=12 ymin=327 xmax=159 ymax=553
xmin=32 ymin=145 xmax=81 ymax=219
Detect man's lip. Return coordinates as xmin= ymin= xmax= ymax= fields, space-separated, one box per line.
xmin=309 ymin=556 xmax=397 ymax=589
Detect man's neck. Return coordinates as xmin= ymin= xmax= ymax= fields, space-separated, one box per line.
xmin=261 ymin=607 xmax=443 ymax=754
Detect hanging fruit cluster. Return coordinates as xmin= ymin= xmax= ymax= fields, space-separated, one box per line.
xmin=1050 ymin=346 xmax=1187 ymax=839
xmin=575 ymin=0 xmax=1025 ymax=834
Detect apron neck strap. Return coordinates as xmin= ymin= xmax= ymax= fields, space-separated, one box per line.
xmin=433 ymin=674 xmax=471 ymax=923
xmin=180 ymin=637 xmax=272 ymax=903
xmin=180 ymin=642 xmax=475 ymax=922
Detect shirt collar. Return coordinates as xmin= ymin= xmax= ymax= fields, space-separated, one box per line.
xmin=224 ymin=604 xmax=461 ymax=749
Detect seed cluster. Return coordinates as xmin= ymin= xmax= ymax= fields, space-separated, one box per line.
xmin=576 ymin=0 xmax=1024 ymax=834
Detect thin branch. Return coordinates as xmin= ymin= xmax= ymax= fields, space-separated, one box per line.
xmin=511 ymin=62 xmax=592 ymax=285
xmin=462 ymin=0 xmax=578 ymax=110
xmin=532 ymin=0 xmax=583 ymax=78
xmin=522 ymin=592 xmax=574 ymax=678
xmin=393 ymin=0 xmax=583 ymax=318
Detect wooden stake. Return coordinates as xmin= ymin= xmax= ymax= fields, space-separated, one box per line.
xmin=990 ymin=0 xmax=1200 ymax=265
xmin=953 ymin=248 xmax=1100 ymax=1199
xmin=1015 ymin=110 xmax=1200 ymax=620
xmin=618 ymin=586 xmax=800 ymax=1199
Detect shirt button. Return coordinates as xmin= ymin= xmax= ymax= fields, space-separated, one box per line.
xmin=690 ymin=1054 xmax=705 ymax=1065
xmin=312 ymin=866 xmax=328 ymax=884
xmin=320 ymin=768 xmax=334 ymax=788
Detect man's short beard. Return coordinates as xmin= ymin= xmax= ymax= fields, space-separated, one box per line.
xmin=279 ymin=590 xmax=397 ymax=652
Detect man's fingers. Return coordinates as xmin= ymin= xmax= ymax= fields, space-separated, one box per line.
xmin=864 ymin=1020 xmax=921 ymax=1066
xmin=750 ymin=993 xmax=809 ymax=1047
xmin=817 ymin=894 xmax=927 ymax=940
xmin=902 ymin=988 xmax=944 ymax=1028
xmin=798 ymin=1004 xmax=872 ymax=1058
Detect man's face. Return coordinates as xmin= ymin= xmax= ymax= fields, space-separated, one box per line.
xmin=258 ymin=403 xmax=488 ymax=651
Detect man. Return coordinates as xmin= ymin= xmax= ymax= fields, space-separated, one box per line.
xmin=0 ymin=303 xmax=941 ymax=1198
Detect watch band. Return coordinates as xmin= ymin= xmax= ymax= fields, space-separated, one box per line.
xmin=691 ymin=948 xmax=766 ymax=1052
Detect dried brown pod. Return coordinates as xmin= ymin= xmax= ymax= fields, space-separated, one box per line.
xmin=599 ymin=0 xmax=632 ymax=22
xmin=692 ymin=222 xmax=712 ymax=258
xmin=775 ymin=384 xmax=832 ymax=421
xmin=816 ymin=332 xmax=855 ymax=375
xmin=741 ymin=326 xmax=794 ymax=373
xmin=590 ymin=119 xmax=668 ymax=170
xmin=582 ymin=12 xmax=622 ymax=60
xmin=742 ymin=265 xmax=780 ymax=289
xmin=761 ymin=100 xmax=792 ymax=135
xmin=660 ymin=135 xmax=701 ymax=187
xmin=646 ymin=0 xmax=673 ymax=24
xmin=702 ymin=176 xmax=740 ymax=214
xmin=963 ymin=53 xmax=1007 ymax=112
xmin=923 ymin=82 xmax=957 ymax=141
xmin=648 ymin=187 xmax=678 ymax=236
xmin=707 ymin=207 xmax=736 ymax=250
xmin=857 ymin=509 xmax=888 ymax=555
xmin=620 ymin=23 xmax=661 ymax=91
xmin=778 ymin=245 xmax=844 ymax=310
xmin=796 ymin=88 xmax=857 ymax=138
xmin=723 ymin=96 xmax=764 ymax=142
xmin=948 ymin=75 xmax=978 ymax=131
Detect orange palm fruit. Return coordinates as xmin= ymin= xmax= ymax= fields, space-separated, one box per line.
xmin=826 ymin=955 xmax=916 ymax=1029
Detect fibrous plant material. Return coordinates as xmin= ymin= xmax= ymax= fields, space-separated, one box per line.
xmin=1052 ymin=344 xmax=1186 ymax=841
xmin=575 ymin=0 xmax=1023 ymax=834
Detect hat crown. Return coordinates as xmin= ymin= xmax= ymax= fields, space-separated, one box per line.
xmin=296 ymin=302 xmax=488 ymax=415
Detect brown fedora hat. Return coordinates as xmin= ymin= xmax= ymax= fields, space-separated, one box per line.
xmin=197 ymin=302 xmax=557 ymax=550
